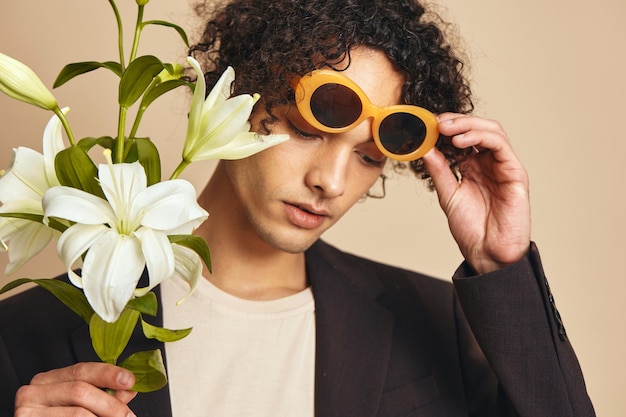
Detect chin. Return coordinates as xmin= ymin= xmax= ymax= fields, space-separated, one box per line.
xmin=255 ymin=225 xmax=323 ymax=254
xmin=267 ymin=234 xmax=320 ymax=254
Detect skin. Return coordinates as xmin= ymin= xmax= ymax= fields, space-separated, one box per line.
xmin=12 ymin=47 xmax=530 ymax=416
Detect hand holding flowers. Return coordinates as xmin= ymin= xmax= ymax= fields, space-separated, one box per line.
xmin=0 ymin=0 xmax=288 ymax=393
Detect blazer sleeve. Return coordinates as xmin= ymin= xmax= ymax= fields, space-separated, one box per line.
xmin=0 ymin=332 xmax=20 ymax=417
xmin=452 ymin=242 xmax=595 ymax=417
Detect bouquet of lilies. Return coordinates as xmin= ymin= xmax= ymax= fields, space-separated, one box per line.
xmin=0 ymin=0 xmax=287 ymax=392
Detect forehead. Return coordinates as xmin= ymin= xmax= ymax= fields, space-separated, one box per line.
xmin=335 ymin=47 xmax=405 ymax=107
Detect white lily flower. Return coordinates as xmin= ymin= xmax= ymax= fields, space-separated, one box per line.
xmin=0 ymin=110 xmax=67 ymax=274
xmin=42 ymin=158 xmax=208 ymax=323
xmin=0 ymin=52 xmax=58 ymax=111
xmin=181 ymin=57 xmax=289 ymax=162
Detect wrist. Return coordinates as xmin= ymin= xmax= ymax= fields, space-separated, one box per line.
xmin=465 ymin=243 xmax=531 ymax=275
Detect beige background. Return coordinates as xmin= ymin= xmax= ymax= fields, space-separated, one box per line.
xmin=1 ymin=1 xmax=623 ymax=415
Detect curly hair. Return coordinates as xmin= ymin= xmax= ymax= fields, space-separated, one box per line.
xmin=189 ymin=0 xmax=474 ymax=179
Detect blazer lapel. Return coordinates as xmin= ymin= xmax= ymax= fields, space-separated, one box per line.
xmin=307 ymin=241 xmax=394 ymax=417
xmin=70 ymin=285 xmax=172 ymax=417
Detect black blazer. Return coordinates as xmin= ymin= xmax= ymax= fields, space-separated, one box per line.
xmin=0 ymin=240 xmax=595 ymax=416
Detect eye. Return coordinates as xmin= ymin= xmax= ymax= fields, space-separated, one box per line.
xmin=355 ymin=143 xmax=386 ymax=168
xmin=286 ymin=118 xmax=321 ymax=140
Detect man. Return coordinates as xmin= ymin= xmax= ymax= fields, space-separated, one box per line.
xmin=0 ymin=0 xmax=594 ymax=416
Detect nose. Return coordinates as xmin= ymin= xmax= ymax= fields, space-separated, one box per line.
xmin=304 ymin=142 xmax=351 ymax=199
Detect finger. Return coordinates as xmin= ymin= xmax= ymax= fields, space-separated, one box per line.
xmin=421 ymin=146 xmax=459 ymax=209
xmin=15 ymin=381 xmax=137 ymax=417
xmin=31 ymin=362 xmax=135 ymax=391
xmin=451 ymin=128 xmax=513 ymax=163
xmin=437 ymin=113 xmax=506 ymax=139
xmin=437 ymin=116 xmax=520 ymax=166
xmin=115 ymin=389 xmax=139 ymax=404
xmin=13 ymin=406 xmax=97 ymax=417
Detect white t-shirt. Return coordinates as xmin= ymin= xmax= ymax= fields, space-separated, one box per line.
xmin=161 ymin=277 xmax=316 ymax=417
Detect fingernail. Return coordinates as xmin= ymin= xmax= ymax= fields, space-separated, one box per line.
xmin=118 ymin=370 xmax=134 ymax=386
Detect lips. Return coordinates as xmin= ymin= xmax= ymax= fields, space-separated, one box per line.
xmin=283 ymin=202 xmax=329 ymax=229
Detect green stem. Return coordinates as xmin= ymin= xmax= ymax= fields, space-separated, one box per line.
xmin=129 ymin=5 xmax=145 ymax=63
xmin=116 ymin=107 xmax=128 ymax=163
xmin=53 ymin=106 xmax=76 ymax=146
xmin=128 ymin=107 xmax=145 ymax=139
xmin=129 ymin=76 xmax=158 ymax=138
xmin=107 ymin=0 xmax=127 ymax=164
xmin=107 ymin=0 xmax=125 ymax=70
xmin=170 ymin=159 xmax=190 ymax=180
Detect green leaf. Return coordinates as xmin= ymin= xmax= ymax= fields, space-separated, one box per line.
xmin=141 ymin=318 xmax=192 ymax=342
xmin=119 ymin=349 xmax=167 ymax=392
xmin=90 ymin=307 xmax=140 ymax=364
xmin=168 ymin=235 xmax=212 ymax=273
xmin=53 ymin=61 xmax=123 ymax=88
xmin=0 ymin=212 xmax=68 ymax=233
xmin=134 ymin=138 xmax=161 ymax=185
xmin=76 ymin=136 xmax=115 ymax=153
xmin=0 ymin=212 xmax=43 ymax=223
xmin=119 ymin=56 xmax=172 ymax=108
xmin=55 ymin=146 xmax=105 ymax=198
xmin=143 ymin=20 xmax=189 ymax=47
xmin=140 ymin=79 xmax=188 ymax=112
xmin=122 ymin=138 xmax=161 ymax=185
xmin=0 ymin=278 xmax=94 ymax=323
xmin=127 ymin=291 xmax=158 ymax=316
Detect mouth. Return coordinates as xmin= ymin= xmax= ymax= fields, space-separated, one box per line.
xmin=291 ymin=203 xmax=329 ymax=217
xmin=283 ymin=202 xmax=329 ymax=229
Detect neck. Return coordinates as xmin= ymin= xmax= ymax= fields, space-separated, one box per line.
xmin=194 ymin=162 xmax=308 ymax=300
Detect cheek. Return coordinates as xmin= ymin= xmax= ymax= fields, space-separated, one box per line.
xmin=347 ymin=170 xmax=382 ymax=201
xmin=225 ymin=144 xmax=298 ymax=194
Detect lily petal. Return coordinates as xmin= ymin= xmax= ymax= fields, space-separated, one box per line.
xmin=184 ymin=57 xmax=209 ymax=153
xmin=171 ymin=243 xmax=203 ymax=304
xmin=203 ymin=65 xmax=233 ymax=111
xmin=56 ymin=223 xmax=111 ymax=288
xmin=1 ymin=220 xmax=55 ymax=274
xmin=81 ymin=231 xmax=145 ymax=322
xmin=133 ymin=227 xmax=175 ymax=296
xmin=42 ymin=108 xmax=68 ymax=187
xmin=189 ymin=131 xmax=290 ymax=161
xmin=0 ymin=147 xmax=48 ymax=202
xmin=97 ymin=162 xmax=147 ymax=219
xmin=194 ymin=94 xmax=256 ymax=150
xmin=43 ymin=186 xmax=114 ymax=225
xmin=0 ymin=198 xmax=45 ymax=216
xmin=136 ymin=179 xmax=208 ymax=232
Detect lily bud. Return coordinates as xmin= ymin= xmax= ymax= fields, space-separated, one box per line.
xmin=0 ymin=52 xmax=58 ymax=111
xmin=156 ymin=63 xmax=184 ymax=83
xmin=136 ymin=0 xmax=151 ymax=5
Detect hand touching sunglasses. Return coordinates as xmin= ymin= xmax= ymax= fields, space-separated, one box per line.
xmin=293 ymin=69 xmax=439 ymax=161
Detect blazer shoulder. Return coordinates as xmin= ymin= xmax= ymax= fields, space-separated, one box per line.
xmin=307 ymin=239 xmax=456 ymax=310
xmin=0 ymin=275 xmax=85 ymax=349
xmin=309 ymin=239 xmax=452 ymax=284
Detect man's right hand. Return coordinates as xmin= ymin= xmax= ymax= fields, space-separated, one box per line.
xmin=14 ymin=362 xmax=137 ymax=417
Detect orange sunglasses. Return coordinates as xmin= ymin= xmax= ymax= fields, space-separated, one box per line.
xmin=292 ymin=69 xmax=439 ymax=161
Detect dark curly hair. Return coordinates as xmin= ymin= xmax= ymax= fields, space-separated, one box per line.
xmin=189 ymin=0 xmax=474 ymax=179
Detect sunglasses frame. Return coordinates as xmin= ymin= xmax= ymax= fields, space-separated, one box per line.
xmin=293 ymin=69 xmax=439 ymax=161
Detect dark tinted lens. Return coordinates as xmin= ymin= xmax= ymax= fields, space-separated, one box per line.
xmin=379 ymin=112 xmax=426 ymax=154
xmin=310 ymin=83 xmax=362 ymax=128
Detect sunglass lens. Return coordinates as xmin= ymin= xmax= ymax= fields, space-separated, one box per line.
xmin=310 ymin=83 xmax=362 ymax=128
xmin=379 ymin=113 xmax=426 ymax=155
